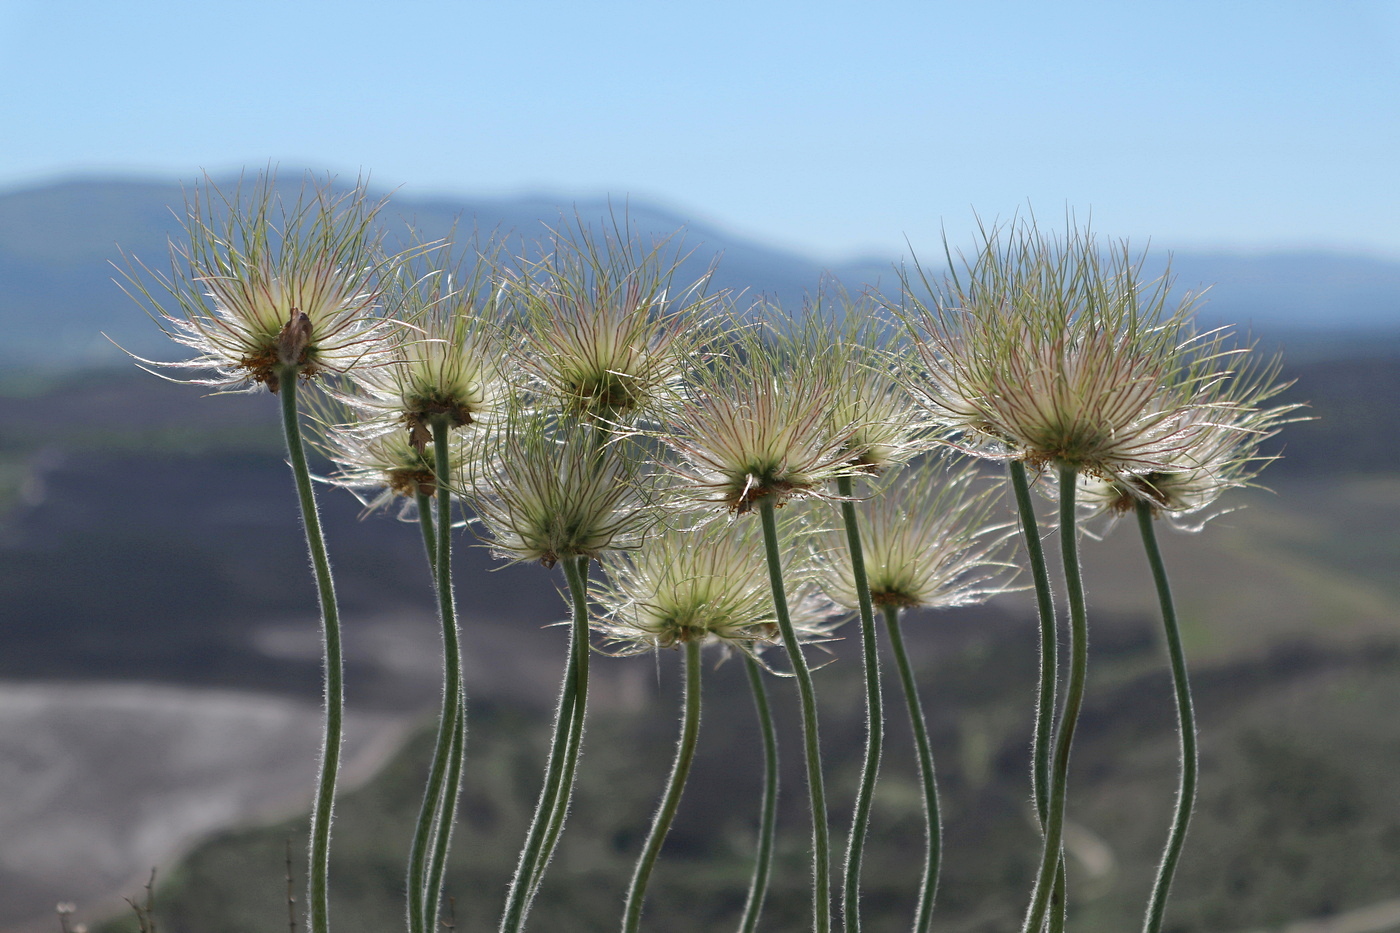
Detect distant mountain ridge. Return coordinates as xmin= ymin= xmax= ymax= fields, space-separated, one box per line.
xmin=0 ymin=176 xmax=1396 ymax=368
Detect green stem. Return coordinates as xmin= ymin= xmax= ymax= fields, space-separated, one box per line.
xmin=738 ymin=654 xmax=778 ymax=933
xmin=276 ymin=367 xmax=343 ymax=933
xmin=499 ymin=555 xmax=591 ymax=933
xmin=1137 ymin=503 xmax=1198 ymax=933
xmin=1009 ymin=461 xmax=1068 ymax=932
xmin=1020 ymin=466 xmax=1088 ymax=933
xmin=408 ymin=419 xmax=466 ymax=933
xmin=528 ymin=556 xmax=590 ymax=897
xmin=526 ymin=696 xmax=579 ymax=898
xmin=759 ymin=497 xmax=831 ymax=933
xmin=622 ymin=639 xmax=704 ymax=933
xmin=835 ymin=475 xmax=882 ymax=933
xmin=1009 ymin=461 xmax=1057 ymax=827
xmin=427 ymin=689 xmax=467 ymax=924
xmin=882 ymin=605 xmax=941 ymax=933
xmin=425 ymin=426 xmax=467 ymax=925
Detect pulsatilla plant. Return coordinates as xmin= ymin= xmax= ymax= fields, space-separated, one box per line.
xmin=506 ymin=220 xmax=717 ymax=424
xmin=118 ymin=183 xmax=1304 ymax=933
xmin=121 ymin=172 xmax=394 ymax=394
xmin=592 ymin=517 xmax=840 ymax=933
xmin=901 ymin=217 xmax=1299 ymax=933
xmin=905 ymin=220 xmax=1216 ymax=478
xmin=121 ymin=171 xmax=401 ymax=933
xmin=810 ymin=458 xmax=1017 ymax=933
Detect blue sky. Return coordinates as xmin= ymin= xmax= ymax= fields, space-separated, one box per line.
xmin=2 ymin=0 xmax=1397 ymax=261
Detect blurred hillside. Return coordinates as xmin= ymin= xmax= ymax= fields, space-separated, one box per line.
xmin=0 ymin=174 xmax=1397 ymax=932
xmin=0 ymin=338 xmax=1394 ymax=932
xmin=0 ymin=176 xmax=1397 ymax=368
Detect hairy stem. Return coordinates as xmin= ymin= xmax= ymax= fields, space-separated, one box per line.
xmin=499 ymin=555 xmax=590 ymax=933
xmin=276 ymin=367 xmax=342 ymax=933
xmin=1020 ymin=466 xmax=1089 ymax=933
xmin=528 ymin=559 xmax=590 ymax=897
xmin=408 ymin=420 xmax=466 ymax=933
xmin=882 ymin=604 xmax=942 ymax=933
xmin=1137 ymin=503 xmax=1198 ymax=933
xmin=759 ymin=497 xmax=831 ymax=933
xmin=1009 ymin=461 xmax=1057 ymax=826
xmin=622 ymin=639 xmax=704 ymax=933
xmin=835 ymin=475 xmax=883 ymax=933
xmin=738 ymin=654 xmax=779 ymax=933
xmin=1009 ymin=461 xmax=1067 ymax=931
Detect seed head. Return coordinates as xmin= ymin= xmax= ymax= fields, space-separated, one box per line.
xmin=507 ymin=220 xmax=717 ymax=423
xmin=346 ymin=249 xmax=512 ymax=450
xmin=774 ymin=293 xmax=936 ymax=474
xmin=120 ymin=172 xmax=394 ymax=393
xmin=904 ymin=218 xmax=1210 ymax=477
xmin=473 ymin=415 xmax=658 ymax=567
xmin=311 ymin=413 xmax=478 ymax=517
xmin=659 ymin=324 xmax=861 ymax=514
xmin=592 ymin=518 xmax=839 ymax=655
xmin=813 ymin=459 xmax=1017 ymax=611
xmin=1078 ymin=338 xmax=1304 ymax=530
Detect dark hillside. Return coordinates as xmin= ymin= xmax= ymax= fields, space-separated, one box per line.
xmin=0 ymin=358 xmax=1395 ymax=931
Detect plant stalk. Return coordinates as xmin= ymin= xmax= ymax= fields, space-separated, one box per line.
xmin=836 ymin=474 xmax=883 ymax=933
xmin=759 ymin=497 xmax=831 ymax=933
xmin=276 ymin=366 xmax=343 ymax=933
xmin=738 ymin=653 xmax=779 ymax=933
xmin=882 ymin=604 xmax=942 ymax=933
xmin=498 ymin=554 xmax=591 ymax=933
xmin=622 ymin=639 xmax=704 ymax=933
xmin=1009 ymin=461 xmax=1068 ymax=931
xmin=527 ymin=557 xmax=591 ymax=897
xmin=1020 ymin=466 xmax=1089 ymax=933
xmin=1137 ymin=503 xmax=1198 ymax=933
xmin=407 ymin=419 xmax=466 ymax=933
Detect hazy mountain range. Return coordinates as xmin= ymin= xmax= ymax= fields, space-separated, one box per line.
xmin=0 ymin=176 xmax=1397 ymax=369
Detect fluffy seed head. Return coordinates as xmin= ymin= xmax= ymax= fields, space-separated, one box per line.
xmin=1077 ymin=339 xmax=1304 ymax=530
xmin=317 ymin=423 xmax=478 ymax=516
xmin=814 ymin=460 xmax=1017 ymax=611
xmin=775 ymin=294 xmax=936 ymax=474
xmin=121 ymin=172 xmax=393 ymax=393
xmin=347 ymin=251 xmax=512 ymax=450
xmin=659 ymin=325 xmax=861 ymax=513
xmin=592 ymin=519 xmax=839 ymax=654
xmin=473 ymin=416 xmax=658 ymax=567
xmin=507 ymin=221 xmax=717 ymax=422
xmin=904 ymin=218 xmax=1212 ymax=477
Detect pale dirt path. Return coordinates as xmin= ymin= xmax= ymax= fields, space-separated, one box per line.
xmin=0 ymin=681 xmax=409 ymax=933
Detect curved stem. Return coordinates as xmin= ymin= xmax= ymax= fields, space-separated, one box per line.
xmin=427 ymin=688 xmax=467 ymax=924
xmin=882 ymin=605 xmax=941 ymax=933
xmin=1009 ymin=462 xmax=1068 ymax=931
xmin=528 ymin=557 xmax=591 ymax=897
xmin=835 ymin=475 xmax=882 ymax=933
xmin=1137 ymin=503 xmax=1197 ymax=933
xmin=1009 ymin=461 xmax=1057 ymax=827
xmin=408 ymin=420 xmax=466 ymax=933
xmin=276 ymin=367 xmax=343 ymax=933
xmin=499 ymin=555 xmax=591 ymax=933
xmin=1020 ymin=466 xmax=1089 ymax=933
xmin=425 ymin=424 xmax=467 ymax=924
xmin=738 ymin=654 xmax=779 ymax=933
xmin=759 ymin=497 xmax=831 ymax=933
xmin=526 ymin=695 xmax=579 ymax=898
xmin=622 ymin=639 xmax=704 ymax=933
